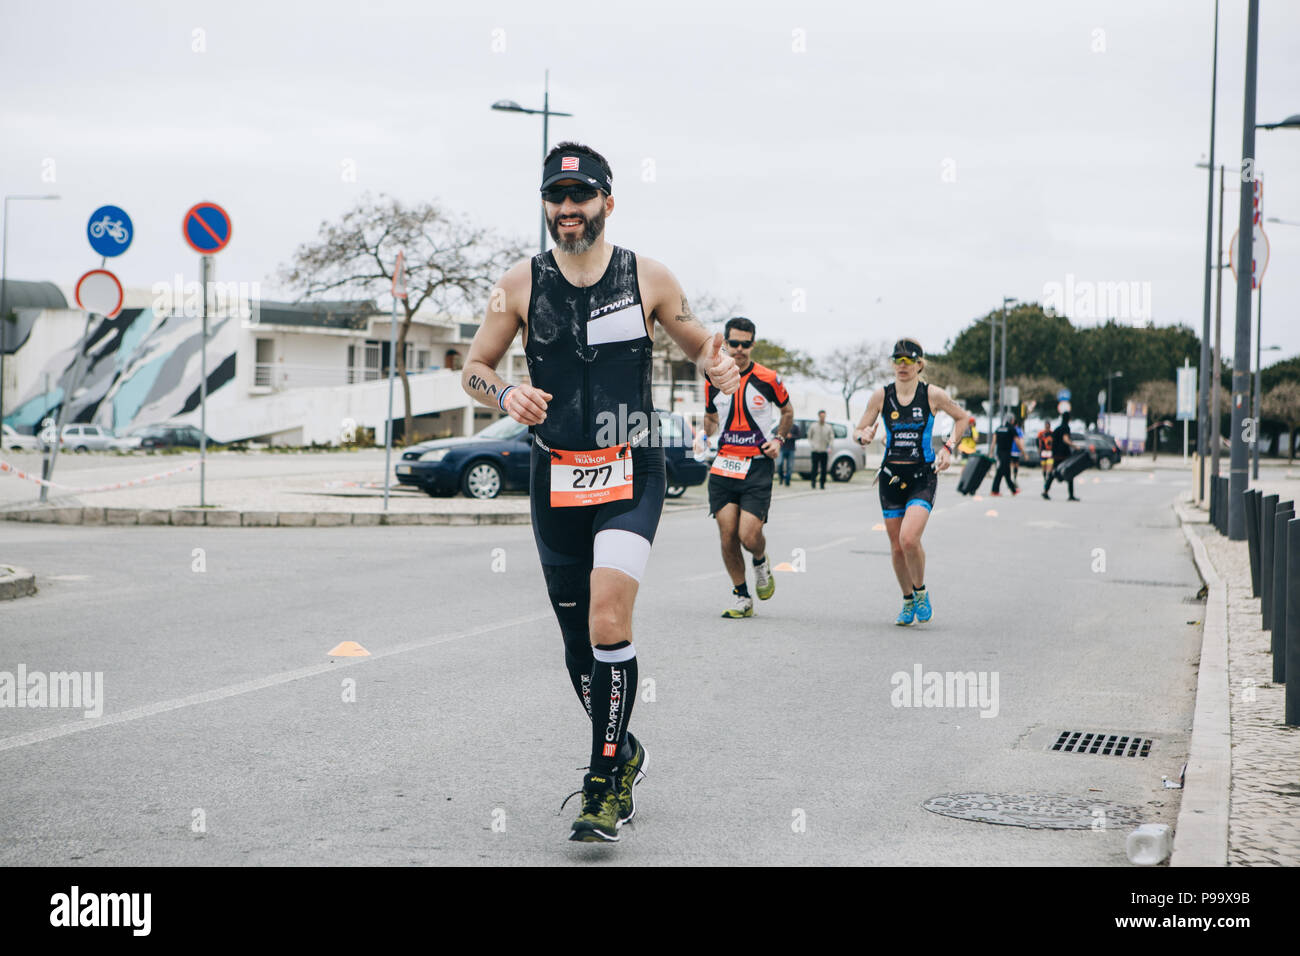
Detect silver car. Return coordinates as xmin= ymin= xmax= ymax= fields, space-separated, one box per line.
xmin=60 ymin=424 xmax=120 ymax=452
xmin=792 ymin=419 xmax=865 ymax=482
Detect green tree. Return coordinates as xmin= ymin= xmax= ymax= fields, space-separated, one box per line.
xmin=1263 ymin=381 xmax=1300 ymax=461
xmin=751 ymin=339 xmax=816 ymax=378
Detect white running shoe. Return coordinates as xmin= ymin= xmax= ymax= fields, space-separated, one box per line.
xmin=754 ymin=556 xmax=775 ymax=600
xmin=722 ymin=592 xmax=754 ymax=618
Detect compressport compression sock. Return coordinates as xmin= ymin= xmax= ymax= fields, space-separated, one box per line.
xmin=733 ymin=582 xmax=750 ymax=598
xmin=752 ymin=554 xmax=766 ymax=567
xmin=590 ymin=641 xmax=637 ymax=776
xmin=542 ymin=563 xmax=594 ymax=718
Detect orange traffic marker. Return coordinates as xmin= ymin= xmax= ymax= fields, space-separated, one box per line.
xmin=973 ymin=494 xmax=984 ymax=501
xmin=327 ymin=641 xmax=370 ymax=657
xmin=872 ymin=523 xmax=885 ymax=531
xmin=985 ymin=509 xmax=998 ymax=517
xmin=774 ymin=562 xmax=795 ymax=572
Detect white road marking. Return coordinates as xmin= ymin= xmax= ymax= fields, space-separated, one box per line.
xmin=0 ymin=611 xmax=552 ymax=754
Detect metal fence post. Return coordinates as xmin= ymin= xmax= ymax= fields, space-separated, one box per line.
xmin=1261 ymin=494 xmax=1279 ymax=629
xmin=1245 ymin=489 xmax=1262 ymax=596
xmin=1276 ymin=501 xmax=1295 ymax=684
xmin=1288 ymin=516 xmax=1300 ymax=726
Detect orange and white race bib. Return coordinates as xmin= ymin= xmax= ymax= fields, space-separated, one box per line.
xmin=709 ymin=452 xmax=753 ymax=480
xmin=550 ymin=445 xmax=633 ymax=507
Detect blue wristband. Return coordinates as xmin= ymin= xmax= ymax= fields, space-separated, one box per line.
xmin=498 ymin=385 xmax=514 ymax=412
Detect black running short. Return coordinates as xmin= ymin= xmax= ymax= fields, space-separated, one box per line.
xmin=529 ymin=443 xmax=666 ymax=567
xmin=708 ymin=454 xmax=775 ymax=521
xmin=878 ymin=461 xmax=937 ymax=519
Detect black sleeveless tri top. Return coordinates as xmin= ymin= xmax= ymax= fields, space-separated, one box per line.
xmin=525 ymin=246 xmax=657 ymax=451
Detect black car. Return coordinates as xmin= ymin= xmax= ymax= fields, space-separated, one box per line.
xmin=128 ymin=424 xmax=217 ymax=450
xmin=397 ymin=411 xmax=709 ymax=500
xmin=1072 ymin=431 xmax=1123 ymax=470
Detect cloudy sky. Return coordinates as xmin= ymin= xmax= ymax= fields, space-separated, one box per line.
xmin=3 ymin=0 xmax=1299 ymax=368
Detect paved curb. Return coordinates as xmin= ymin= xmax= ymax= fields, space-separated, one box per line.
xmin=0 ymin=506 xmax=530 ymax=527
xmin=0 ymin=564 xmax=37 ymax=601
xmin=1170 ymin=493 xmax=1230 ymax=867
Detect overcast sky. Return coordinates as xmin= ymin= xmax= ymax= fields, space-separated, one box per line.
xmin=3 ymin=0 xmax=1299 ymax=369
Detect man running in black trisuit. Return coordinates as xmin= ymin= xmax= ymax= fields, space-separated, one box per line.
xmin=462 ymin=142 xmax=739 ymax=843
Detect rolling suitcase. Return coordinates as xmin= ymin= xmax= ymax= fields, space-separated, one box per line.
xmin=1053 ymin=450 xmax=1091 ymax=481
xmin=957 ymin=453 xmax=994 ymax=495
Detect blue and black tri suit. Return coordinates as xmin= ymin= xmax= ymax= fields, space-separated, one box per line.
xmin=878 ymin=381 xmax=939 ymax=519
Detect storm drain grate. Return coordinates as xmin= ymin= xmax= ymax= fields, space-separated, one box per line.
xmin=1051 ymin=731 xmax=1152 ymax=758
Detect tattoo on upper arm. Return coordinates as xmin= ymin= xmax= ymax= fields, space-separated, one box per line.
xmin=467 ymin=373 xmax=497 ymax=398
xmin=672 ymin=294 xmax=697 ymax=324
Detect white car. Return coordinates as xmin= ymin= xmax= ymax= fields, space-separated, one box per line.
xmin=1 ymin=424 xmax=42 ymax=451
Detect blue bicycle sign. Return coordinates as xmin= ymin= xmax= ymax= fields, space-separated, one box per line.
xmin=87 ymin=205 xmax=133 ymax=257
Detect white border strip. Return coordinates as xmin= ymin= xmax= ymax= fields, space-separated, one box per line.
xmin=1171 ymin=495 xmax=1230 ymax=867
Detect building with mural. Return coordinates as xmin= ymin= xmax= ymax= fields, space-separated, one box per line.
xmin=0 ymin=278 xmax=708 ymax=447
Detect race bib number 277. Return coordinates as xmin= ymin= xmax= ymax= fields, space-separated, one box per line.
xmin=550 ymin=445 xmax=633 ymax=507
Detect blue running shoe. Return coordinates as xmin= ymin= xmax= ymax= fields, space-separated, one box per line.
xmin=913 ymin=589 xmax=933 ymax=623
xmin=895 ymin=595 xmax=916 ymax=626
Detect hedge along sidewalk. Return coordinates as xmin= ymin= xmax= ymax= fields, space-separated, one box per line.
xmin=0 ymin=505 xmax=530 ymax=527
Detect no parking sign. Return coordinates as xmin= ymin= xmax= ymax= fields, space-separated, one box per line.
xmin=182 ymin=202 xmax=232 ymax=254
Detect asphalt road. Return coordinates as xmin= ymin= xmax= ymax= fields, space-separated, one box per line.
xmin=0 ymin=465 xmax=1202 ymax=865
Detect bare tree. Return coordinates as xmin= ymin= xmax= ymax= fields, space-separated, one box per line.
xmin=818 ymin=341 xmax=892 ymax=418
xmin=1264 ymin=381 xmax=1300 ymax=461
xmin=279 ymin=193 xmax=527 ymax=443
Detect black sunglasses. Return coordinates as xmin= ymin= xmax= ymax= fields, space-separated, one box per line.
xmin=726 ymin=338 xmax=754 ymax=348
xmin=542 ymin=184 xmax=600 ymax=204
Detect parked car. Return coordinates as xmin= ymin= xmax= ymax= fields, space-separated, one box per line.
xmin=398 ymin=411 xmax=709 ymax=500
xmin=792 ymin=418 xmax=865 ymax=482
xmin=1072 ymin=431 xmax=1122 ymax=470
xmin=120 ymin=423 xmax=216 ymax=450
xmin=60 ymin=423 xmax=120 ymax=452
xmin=1 ymin=424 xmax=42 ymax=451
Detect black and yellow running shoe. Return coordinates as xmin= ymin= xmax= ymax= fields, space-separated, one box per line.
xmin=616 ymin=733 xmax=648 ymax=824
xmin=568 ymin=772 xmax=621 ymax=843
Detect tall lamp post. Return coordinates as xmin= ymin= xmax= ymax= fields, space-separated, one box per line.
xmin=1196 ymin=0 xmax=1220 ymax=504
xmin=1105 ymin=370 xmax=1123 ymax=429
xmin=0 ymin=193 xmax=61 ymax=450
xmin=1249 ymin=117 xmax=1300 ymax=480
xmin=1000 ymin=296 xmax=1016 ymax=423
xmin=492 ymin=70 xmax=573 ymax=255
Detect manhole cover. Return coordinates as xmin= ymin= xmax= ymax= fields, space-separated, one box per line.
xmin=922 ymin=792 xmax=1144 ymax=829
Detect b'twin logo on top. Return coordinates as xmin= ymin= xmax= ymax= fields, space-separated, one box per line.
xmin=561 ymin=156 xmax=580 ymax=171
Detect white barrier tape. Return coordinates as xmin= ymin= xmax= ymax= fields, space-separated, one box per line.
xmin=0 ymin=459 xmax=198 ymax=494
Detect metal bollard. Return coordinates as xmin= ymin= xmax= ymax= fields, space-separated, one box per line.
xmin=1245 ymin=489 xmax=1262 ymax=597
xmin=1210 ymin=477 xmax=1219 ymax=529
xmin=1276 ymin=502 xmax=1295 ymax=680
xmin=1288 ymin=517 xmax=1299 ymax=725
xmin=1261 ymin=494 xmax=1279 ymax=630
xmin=1219 ymin=477 xmax=1231 ymax=534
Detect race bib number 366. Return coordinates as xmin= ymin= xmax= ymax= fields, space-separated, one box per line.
xmin=710 ymin=453 xmax=752 ymax=480
xmin=551 ymin=445 xmax=633 ymax=507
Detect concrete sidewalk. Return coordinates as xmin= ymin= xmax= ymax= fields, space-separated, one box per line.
xmin=1176 ymin=487 xmax=1300 ymax=866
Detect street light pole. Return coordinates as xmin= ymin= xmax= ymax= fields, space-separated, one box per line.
xmin=1227 ymin=0 xmax=1260 ymax=540
xmin=1212 ymin=164 xmax=1226 ymax=479
xmin=1197 ymin=0 xmax=1220 ymax=503
xmin=1000 ymin=296 xmax=1014 ymax=423
xmin=0 ymin=193 xmax=61 ymax=450
xmin=986 ymin=309 xmax=997 ymax=453
xmin=491 ymin=71 xmax=573 ymax=257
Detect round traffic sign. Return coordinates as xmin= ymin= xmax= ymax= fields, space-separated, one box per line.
xmin=87 ymin=204 xmax=133 ymax=257
xmin=183 ymin=202 xmax=232 ymax=254
xmin=75 ymin=269 xmax=124 ymax=318
xmin=1228 ymin=226 xmax=1270 ymax=287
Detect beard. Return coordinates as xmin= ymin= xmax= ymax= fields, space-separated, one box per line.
xmin=547 ymin=206 xmax=605 ymax=254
